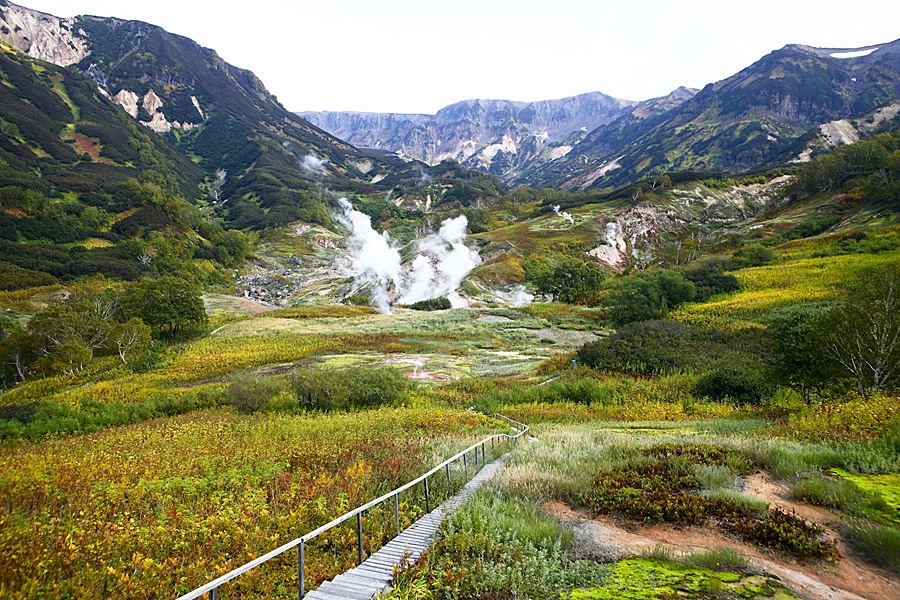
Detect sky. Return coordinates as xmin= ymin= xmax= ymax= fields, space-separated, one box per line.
xmin=20 ymin=0 xmax=900 ymax=114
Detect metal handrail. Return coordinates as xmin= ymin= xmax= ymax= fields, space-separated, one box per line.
xmin=176 ymin=414 xmax=528 ymax=600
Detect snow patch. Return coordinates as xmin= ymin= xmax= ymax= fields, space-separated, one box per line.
xmin=830 ymin=48 xmax=878 ymax=59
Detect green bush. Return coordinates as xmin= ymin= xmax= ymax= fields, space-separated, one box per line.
xmin=693 ymin=363 xmax=770 ymax=405
xmin=577 ymin=320 xmax=768 ymax=377
xmin=292 ymin=365 xmax=413 ymax=412
xmin=406 ymin=297 xmax=452 ymax=311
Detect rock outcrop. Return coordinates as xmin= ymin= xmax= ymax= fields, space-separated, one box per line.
xmin=0 ymin=2 xmax=90 ymax=66
xmin=299 ymin=92 xmax=638 ymax=180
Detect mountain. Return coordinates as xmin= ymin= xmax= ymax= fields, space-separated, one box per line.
xmin=0 ymin=1 xmax=427 ymax=230
xmin=527 ymin=40 xmax=900 ymax=190
xmin=298 ymin=91 xmax=653 ymax=180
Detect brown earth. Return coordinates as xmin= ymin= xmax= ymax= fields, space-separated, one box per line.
xmin=546 ymin=470 xmax=900 ymax=600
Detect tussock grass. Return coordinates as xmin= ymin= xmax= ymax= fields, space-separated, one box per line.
xmin=702 ymin=489 xmax=769 ymax=512
xmin=846 ymin=521 xmax=900 ymax=575
xmin=684 ymin=547 xmax=750 ymax=572
xmin=691 ymin=464 xmax=734 ymax=490
xmin=792 ymin=477 xmax=868 ymax=514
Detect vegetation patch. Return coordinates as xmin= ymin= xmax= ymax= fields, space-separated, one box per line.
xmin=570 ymin=558 xmax=800 ymax=600
xmin=583 ymin=443 xmax=835 ymax=559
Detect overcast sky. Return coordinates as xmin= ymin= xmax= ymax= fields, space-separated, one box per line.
xmin=21 ymin=0 xmax=900 ymax=114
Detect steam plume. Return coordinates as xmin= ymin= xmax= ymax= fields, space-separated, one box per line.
xmin=301 ymin=153 xmax=327 ymax=173
xmin=335 ymin=198 xmax=401 ymax=312
xmin=552 ymin=205 xmax=575 ymax=225
xmin=335 ymin=199 xmax=481 ymax=312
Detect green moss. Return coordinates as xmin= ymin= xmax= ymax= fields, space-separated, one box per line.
xmin=570 ymin=559 xmax=801 ymax=599
xmin=832 ymin=468 xmax=900 ymax=521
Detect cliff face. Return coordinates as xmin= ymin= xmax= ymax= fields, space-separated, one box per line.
xmin=299 ymin=91 xmax=638 ymax=178
xmin=0 ymin=1 xmax=90 ymax=65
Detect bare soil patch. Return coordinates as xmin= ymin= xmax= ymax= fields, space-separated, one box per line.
xmin=547 ymin=472 xmax=900 ymax=600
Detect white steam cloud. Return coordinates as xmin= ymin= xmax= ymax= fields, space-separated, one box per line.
xmin=552 ymin=205 xmax=575 ymax=225
xmin=494 ymin=285 xmax=534 ymax=307
xmin=301 ymin=153 xmax=327 ymax=173
xmin=335 ymin=199 xmax=482 ymax=312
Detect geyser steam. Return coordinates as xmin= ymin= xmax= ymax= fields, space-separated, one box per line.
xmin=552 ymin=205 xmax=575 ymax=225
xmin=335 ymin=199 xmax=482 ymax=312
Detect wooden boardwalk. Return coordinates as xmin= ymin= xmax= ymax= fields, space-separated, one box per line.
xmin=303 ymin=453 xmax=510 ymax=600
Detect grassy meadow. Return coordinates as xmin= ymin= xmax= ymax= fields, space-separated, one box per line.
xmin=2 ymin=208 xmax=900 ymax=599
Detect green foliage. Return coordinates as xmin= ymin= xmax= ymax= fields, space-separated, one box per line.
xmin=0 ymin=387 xmax=225 ymax=442
xmin=605 ymin=270 xmax=695 ymax=323
xmin=767 ymin=305 xmax=838 ymax=403
xmin=681 ymin=258 xmax=741 ymax=302
xmin=822 ymin=264 xmax=900 ymax=398
xmin=583 ymin=443 xmax=834 ymax=559
xmin=292 ymin=365 xmax=413 ymax=412
xmin=683 ymin=547 xmax=750 ymax=572
xmin=386 ymin=494 xmax=609 ymax=600
xmin=406 ymin=297 xmax=452 ymax=311
xmin=693 ymin=363 xmax=771 ymax=405
xmin=122 ymin=276 xmax=208 ymax=338
xmin=727 ymin=244 xmax=777 ymax=269
xmin=789 ymin=130 xmax=900 ymax=202
xmin=577 ymin=320 xmax=767 ymax=377
xmin=226 ymin=375 xmax=282 ymax=414
xmin=791 ymin=477 xmax=869 ymax=515
xmin=531 ymin=256 xmax=605 ymax=305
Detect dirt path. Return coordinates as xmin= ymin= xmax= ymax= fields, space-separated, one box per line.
xmin=546 ymin=471 xmax=900 ymax=600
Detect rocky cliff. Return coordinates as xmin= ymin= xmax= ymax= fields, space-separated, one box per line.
xmin=299 ymin=92 xmax=639 ymax=180
xmin=0 ymin=1 xmax=89 ymax=65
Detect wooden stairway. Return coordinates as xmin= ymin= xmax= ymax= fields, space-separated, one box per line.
xmin=303 ymin=453 xmax=509 ymax=600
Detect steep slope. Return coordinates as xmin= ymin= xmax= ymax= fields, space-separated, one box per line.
xmin=299 ymin=92 xmax=641 ymax=180
xmin=533 ymin=40 xmax=900 ymax=191
xmin=0 ymin=40 xmax=201 ymax=198
xmin=0 ymin=1 xmax=424 ymax=230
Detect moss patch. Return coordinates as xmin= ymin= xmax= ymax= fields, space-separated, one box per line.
xmin=832 ymin=468 xmax=900 ymax=520
xmin=571 ymin=558 xmax=801 ymax=599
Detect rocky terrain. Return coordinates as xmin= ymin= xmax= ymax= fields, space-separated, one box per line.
xmin=299 ymin=92 xmax=641 ymax=179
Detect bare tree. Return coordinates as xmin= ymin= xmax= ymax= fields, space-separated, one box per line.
xmin=825 ymin=265 xmax=900 ymax=398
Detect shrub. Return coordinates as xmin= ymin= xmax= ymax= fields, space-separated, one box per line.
xmin=292 ymin=365 xmax=413 ymax=412
xmin=406 ymin=297 xmax=451 ymax=311
xmin=226 ymin=375 xmax=282 ymax=414
xmin=577 ymin=320 xmax=768 ymax=377
xmin=693 ymin=363 xmax=770 ymax=405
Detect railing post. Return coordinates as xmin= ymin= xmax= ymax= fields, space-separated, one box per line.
xmin=298 ymin=541 xmax=305 ymax=600
xmin=357 ymin=512 xmax=364 ymax=565
xmin=482 ymin=442 xmax=485 ymax=463
xmin=474 ymin=443 xmax=478 ymax=467
xmin=394 ymin=493 xmax=400 ymax=535
xmin=445 ymin=463 xmax=451 ymax=494
xmin=210 ymin=588 xmax=217 ymax=600
xmin=424 ymin=477 xmax=430 ymax=513
xmin=463 ymin=452 xmax=468 ymax=478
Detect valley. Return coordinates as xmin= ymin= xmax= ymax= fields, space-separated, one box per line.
xmin=0 ymin=1 xmax=899 ymax=599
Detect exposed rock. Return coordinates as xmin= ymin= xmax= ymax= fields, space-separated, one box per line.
xmin=0 ymin=2 xmax=90 ymax=67
xmin=112 ymin=90 xmax=140 ymax=118
xmin=298 ymin=92 xmax=639 ymax=181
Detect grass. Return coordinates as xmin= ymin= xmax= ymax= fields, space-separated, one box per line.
xmin=846 ymin=521 xmax=900 ymax=576
xmin=672 ymin=250 xmax=900 ymax=328
xmin=791 ymin=476 xmax=869 ymax=514
xmin=683 ymin=547 xmax=750 ymax=572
